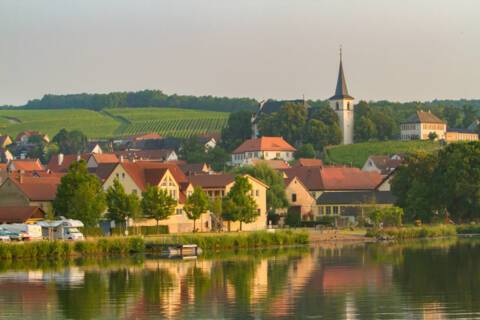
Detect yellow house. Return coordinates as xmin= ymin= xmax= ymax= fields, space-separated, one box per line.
xmin=102 ymin=161 xmax=210 ymax=233
xmin=189 ymin=173 xmax=268 ymax=231
xmin=283 ymin=176 xmax=316 ymax=220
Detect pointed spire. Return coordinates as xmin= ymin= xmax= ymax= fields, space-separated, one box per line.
xmin=330 ymin=46 xmax=354 ymax=100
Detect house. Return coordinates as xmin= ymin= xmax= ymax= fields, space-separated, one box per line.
xmin=283 ymin=176 xmax=316 ymax=220
xmin=15 ymin=131 xmax=50 ymax=145
xmin=188 ymin=173 xmax=268 ymax=231
xmin=102 ymin=161 xmax=210 ymax=233
xmin=445 ymin=129 xmax=479 ymax=142
xmin=362 ymin=155 xmax=403 ymax=176
xmin=400 ymin=111 xmax=446 ymax=141
xmin=87 ymin=142 xmax=103 ymax=154
xmin=231 ymin=136 xmax=296 ymax=166
xmin=47 ymin=153 xmax=89 ymax=172
xmin=7 ymin=159 xmax=45 ymax=172
xmin=86 ymin=153 xmax=119 ymax=168
xmin=0 ymin=206 xmax=46 ymax=224
xmin=0 ymin=148 xmax=13 ymax=163
xmin=0 ymin=172 xmax=63 ymax=212
xmin=0 ymin=135 xmax=12 ymax=149
xmin=196 ymin=134 xmax=219 ymax=150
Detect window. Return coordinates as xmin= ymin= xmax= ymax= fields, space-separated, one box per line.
xmin=276 ymin=152 xmax=280 ymax=158
xmin=333 ymin=206 xmax=339 ymax=215
xmin=347 ymin=102 xmax=350 ymax=110
xmin=122 ymin=173 xmax=125 ymax=179
xmin=291 ymin=193 xmax=297 ymax=203
xmin=255 ymin=190 xmax=259 ymax=197
xmin=257 ymin=209 xmax=261 ymax=214
xmin=336 ymin=102 xmax=339 ymax=110
xmin=116 ymin=173 xmax=119 ymax=178
xmin=176 ymin=208 xmax=183 ymax=215
xmin=132 ymin=189 xmax=137 ymax=194
xmin=326 ymin=207 xmax=331 ymax=215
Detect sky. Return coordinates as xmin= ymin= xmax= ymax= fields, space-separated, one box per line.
xmin=0 ymin=0 xmax=479 ymax=105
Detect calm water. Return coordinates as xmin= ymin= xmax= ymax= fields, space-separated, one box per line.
xmin=1 ymin=238 xmax=480 ymax=319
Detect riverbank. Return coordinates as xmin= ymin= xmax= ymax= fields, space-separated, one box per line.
xmin=0 ymin=230 xmax=309 ymax=260
xmin=366 ymin=224 xmax=457 ymax=240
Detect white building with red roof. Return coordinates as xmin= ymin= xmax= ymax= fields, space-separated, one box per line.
xmin=231 ymin=136 xmax=296 ymax=166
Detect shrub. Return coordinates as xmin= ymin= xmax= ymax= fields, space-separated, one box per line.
xmin=367 ymin=224 xmax=456 ymax=239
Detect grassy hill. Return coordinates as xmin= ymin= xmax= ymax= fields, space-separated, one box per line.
xmin=324 ymin=140 xmax=442 ymax=168
xmin=0 ymin=107 xmax=230 ymax=139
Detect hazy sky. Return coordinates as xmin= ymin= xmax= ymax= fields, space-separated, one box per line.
xmin=0 ymin=0 xmax=479 ymax=105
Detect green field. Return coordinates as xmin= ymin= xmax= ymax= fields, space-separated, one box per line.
xmin=0 ymin=108 xmax=230 ymax=139
xmin=107 ymin=108 xmax=229 ymax=138
xmin=324 ymin=140 xmax=442 ymax=167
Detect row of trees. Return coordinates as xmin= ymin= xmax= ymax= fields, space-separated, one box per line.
xmin=391 ymin=141 xmax=480 ymax=223
xmin=53 ymin=161 xmax=260 ymax=231
xmin=22 ymin=90 xmax=258 ymax=113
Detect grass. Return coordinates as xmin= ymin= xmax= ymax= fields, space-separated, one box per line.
xmin=0 ymin=107 xmax=229 ymax=139
xmin=146 ymin=230 xmax=309 ymax=251
xmin=0 ymin=109 xmax=119 ymax=138
xmin=324 ymin=140 xmax=441 ymax=167
xmin=366 ymin=225 xmax=457 ymax=240
xmin=107 ymin=107 xmax=229 ymax=138
xmin=0 ymin=237 xmax=144 ymax=260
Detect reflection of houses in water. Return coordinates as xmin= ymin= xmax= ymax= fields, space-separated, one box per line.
xmin=422 ymin=302 xmax=446 ymax=320
xmin=0 ymin=280 xmax=53 ymax=316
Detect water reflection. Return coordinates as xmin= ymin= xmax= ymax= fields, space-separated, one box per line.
xmin=1 ymin=239 xmax=480 ymax=319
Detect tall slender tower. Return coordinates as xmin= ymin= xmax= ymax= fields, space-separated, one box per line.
xmin=329 ymin=48 xmax=354 ymax=144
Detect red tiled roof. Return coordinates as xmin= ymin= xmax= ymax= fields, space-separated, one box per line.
xmin=403 ymin=111 xmax=445 ymax=124
xmin=47 ymin=154 xmax=89 ymax=172
xmin=114 ymin=149 xmax=175 ymax=161
xmin=6 ymin=174 xmax=62 ymax=201
xmin=233 ymin=137 xmax=296 ymax=154
xmin=295 ymin=158 xmax=324 ymax=167
xmin=127 ymin=133 xmax=163 ymax=141
xmin=189 ymin=173 xmax=235 ymax=189
xmin=9 ymin=159 xmax=45 ymax=172
xmin=91 ymin=153 xmax=119 ymax=164
xmin=89 ymin=163 xmax=118 ymax=182
xmin=283 ymin=166 xmax=383 ymax=191
xmin=0 ymin=206 xmax=45 ymax=223
xmin=366 ymin=155 xmax=403 ymax=175
xmin=320 ymin=167 xmax=383 ymax=190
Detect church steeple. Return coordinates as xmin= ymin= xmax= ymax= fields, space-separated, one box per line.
xmin=330 ymin=47 xmax=354 ymax=100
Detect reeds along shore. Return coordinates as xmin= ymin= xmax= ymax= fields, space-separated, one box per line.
xmin=366 ymin=225 xmax=457 ymax=239
xmin=0 ymin=230 xmax=309 ymax=260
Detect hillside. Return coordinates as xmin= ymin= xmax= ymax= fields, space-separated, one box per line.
xmin=0 ymin=108 xmax=229 ymax=139
xmin=324 ymin=140 xmax=442 ymax=168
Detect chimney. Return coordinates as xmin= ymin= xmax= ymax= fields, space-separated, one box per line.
xmin=18 ymin=171 xmax=23 ymax=184
xmin=120 ymin=155 xmax=124 ymax=163
xmin=58 ymin=153 xmax=64 ymax=166
xmin=77 ymin=153 xmax=81 ymax=161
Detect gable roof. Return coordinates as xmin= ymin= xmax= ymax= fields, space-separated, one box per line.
xmin=295 ymin=158 xmax=324 ymax=167
xmin=6 ymin=174 xmax=62 ymax=201
xmin=15 ymin=131 xmax=49 ymax=142
xmin=90 ymin=153 xmax=119 ymax=164
xmin=0 ymin=206 xmax=45 ymax=223
xmin=89 ymin=163 xmax=118 ymax=182
xmin=403 ymin=111 xmax=445 ymax=124
xmin=47 ymin=154 xmax=89 ymax=172
xmin=283 ymin=166 xmax=383 ymax=191
xmin=0 ymin=135 xmax=12 ymax=147
xmin=9 ymin=159 xmax=45 ymax=172
xmin=365 ymin=155 xmax=403 ymax=175
xmin=233 ymin=137 xmax=296 ymax=154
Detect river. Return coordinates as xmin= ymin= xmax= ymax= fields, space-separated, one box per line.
xmin=0 ymin=238 xmax=479 ymax=319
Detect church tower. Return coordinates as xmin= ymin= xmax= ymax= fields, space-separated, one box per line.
xmin=329 ymin=49 xmax=354 ymax=144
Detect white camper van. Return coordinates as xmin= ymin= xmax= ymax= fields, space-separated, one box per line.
xmin=1 ymin=224 xmax=43 ymax=240
xmin=37 ymin=217 xmax=85 ymax=241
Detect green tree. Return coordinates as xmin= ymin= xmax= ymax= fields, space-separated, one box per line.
xmin=184 ymin=187 xmax=210 ymax=232
xmin=52 ymin=129 xmax=88 ymax=154
xmin=462 ymin=105 xmax=477 ymax=128
xmin=141 ymin=186 xmax=177 ymax=230
xmin=221 ymin=110 xmax=253 ymax=152
xmin=304 ymin=119 xmax=331 ymax=151
xmin=53 ymin=160 xmax=106 ymax=227
xmin=356 ymin=116 xmax=377 ymax=142
xmin=428 ymin=131 xmax=438 ymax=141
xmin=207 ymin=146 xmax=230 ymax=171
xmin=222 ymin=176 xmax=258 ymax=231
xmin=209 ymin=197 xmax=223 ymax=231
xmin=258 ymin=102 xmax=307 ymax=145
xmin=234 ymin=163 xmax=288 ymax=214
xmin=106 ymin=178 xmax=141 ymax=225
xmin=294 ymin=143 xmax=316 ymax=159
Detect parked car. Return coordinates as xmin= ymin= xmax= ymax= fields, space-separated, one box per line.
xmin=0 ymin=227 xmax=22 ymax=241
xmin=0 ymin=230 xmax=11 ymax=242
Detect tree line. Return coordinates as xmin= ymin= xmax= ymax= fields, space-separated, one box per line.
xmin=53 ymin=161 xmax=260 ymax=232
xmin=18 ymin=90 xmax=258 ymax=113
xmin=391 ymin=141 xmax=480 ymax=223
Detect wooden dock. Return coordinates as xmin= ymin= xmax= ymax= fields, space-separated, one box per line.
xmin=145 ymin=243 xmax=202 ymax=258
